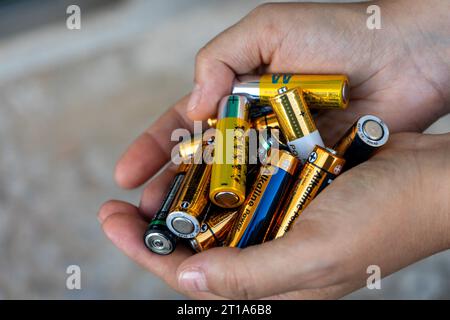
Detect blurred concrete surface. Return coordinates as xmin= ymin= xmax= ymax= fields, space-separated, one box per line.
xmin=0 ymin=0 xmax=448 ymax=299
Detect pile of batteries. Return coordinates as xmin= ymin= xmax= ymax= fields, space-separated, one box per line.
xmin=144 ymin=74 xmax=389 ymax=255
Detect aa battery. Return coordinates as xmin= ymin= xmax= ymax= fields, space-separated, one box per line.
xmin=265 ymin=146 xmax=345 ymax=240
xmin=207 ymin=118 xmax=218 ymax=128
xmin=251 ymin=112 xmax=288 ymax=164
xmin=178 ymin=131 xmax=215 ymax=159
xmin=143 ymin=163 xmax=190 ymax=255
xmin=227 ymin=150 xmax=300 ymax=248
xmin=210 ymin=95 xmax=250 ymax=209
xmin=189 ymin=208 xmax=238 ymax=253
xmin=166 ymin=162 xmax=212 ymax=239
xmin=252 ymin=111 xmax=288 ymax=146
xmin=333 ymin=114 xmax=389 ymax=169
xmin=270 ymin=86 xmax=325 ymax=162
xmin=232 ymin=74 xmax=349 ymax=110
xmin=249 ymin=105 xmax=274 ymax=120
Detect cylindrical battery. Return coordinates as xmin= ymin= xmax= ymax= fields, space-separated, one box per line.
xmin=333 ymin=114 xmax=389 ymax=169
xmin=250 ymin=112 xmax=289 ymax=165
xmin=249 ymin=105 xmax=274 ymax=120
xmin=207 ymin=118 xmax=218 ymax=128
xmin=178 ymin=131 xmax=215 ymax=159
xmin=227 ymin=150 xmax=300 ymax=248
xmin=265 ymin=146 xmax=345 ymax=241
xmin=166 ymin=162 xmax=212 ymax=239
xmin=143 ymin=163 xmax=190 ymax=254
xmin=189 ymin=207 xmax=238 ymax=253
xmin=253 ymin=112 xmax=288 ymax=146
xmin=270 ymin=86 xmax=325 ymax=162
xmin=232 ymin=74 xmax=349 ymax=110
xmin=252 ymin=111 xmax=281 ymax=131
xmin=210 ymin=95 xmax=250 ymax=209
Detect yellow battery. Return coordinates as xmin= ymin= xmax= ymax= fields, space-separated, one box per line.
xmin=270 ymin=87 xmax=324 ymax=162
xmin=189 ymin=208 xmax=238 ymax=253
xmin=232 ymin=74 xmax=349 ymax=110
xmin=166 ymin=162 xmax=212 ymax=238
xmin=265 ymin=146 xmax=345 ymax=240
xmin=210 ymin=95 xmax=250 ymax=209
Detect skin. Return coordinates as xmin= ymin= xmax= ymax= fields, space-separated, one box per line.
xmin=99 ymin=0 xmax=450 ymax=299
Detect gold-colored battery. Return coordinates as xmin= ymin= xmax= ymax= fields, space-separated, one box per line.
xmin=266 ymin=146 xmax=345 ymax=240
xmin=178 ymin=131 xmax=215 ymax=159
xmin=232 ymin=74 xmax=349 ymax=110
xmin=251 ymin=112 xmax=287 ymax=164
xmin=210 ymin=95 xmax=250 ymax=208
xmin=207 ymin=118 xmax=218 ymax=128
xmin=252 ymin=112 xmax=287 ymax=143
xmin=166 ymin=162 xmax=212 ymax=238
xmin=270 ymin=87 xmax=324 ymax=162
xmin=189 ymin=208 xmax=238 ymax=252
xmin=333 ymin=127 xmax=357 ymax=157
xmin=252 ymin=112 xmax=280 ymax=131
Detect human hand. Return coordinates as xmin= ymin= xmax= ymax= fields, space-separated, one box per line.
xmin=100 ymin=132 xmax=450 ymax=299
xmin=186 ymin=0 xmax=449 ymax=143
xmin=100 ymin=0 xmax=450 ymax=299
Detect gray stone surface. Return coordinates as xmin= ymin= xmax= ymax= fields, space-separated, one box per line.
xmin=0 ymin=0 xmax=448 ymax=299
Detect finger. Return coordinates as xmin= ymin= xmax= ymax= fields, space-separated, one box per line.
xmin=187 ymin=4 xmax=281 ymax=120
xmin=98 ymin=199 xmax=139 ymax=224
xmin=101 ymin=206 xmax=223 ymax=299
xmin=102 ymin=209 xmax=189 ymax=289
xmin=173 ymin=154 xmax=409 ymax=300
xmin=139 ymin=162 xmax=178 ymax=219
xmin=115 ymin=95 xmax=193 ymax=189
xmin=175 ymin=218 xmax=342 ymax=300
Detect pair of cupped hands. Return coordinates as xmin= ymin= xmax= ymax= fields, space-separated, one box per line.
xmin=98 ymin=1 xmax=450 ymax=299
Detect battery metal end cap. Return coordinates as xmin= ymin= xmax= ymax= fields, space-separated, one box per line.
xmin=189 ymin=238 xmax=202 ymax=253
xmin=342 ymin=80 xmax=350 ymax=104
xmin=214 ymin=191 xmax=240 ymax=208
xmin=171 ymin=216 xmax=195 ymax=234
xmin=144 ymin=232 xmax=173 ymax=255
xmin=167 ymin=211 xmax=201 ymax=238
xmin=362 ymin=120 xmax=384 ymax=141
xmin=356 ymin=115 xmax=389 ymax=148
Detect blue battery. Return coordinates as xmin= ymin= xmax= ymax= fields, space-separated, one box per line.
xmin=227 ymin=150 xmax=300 ymax=248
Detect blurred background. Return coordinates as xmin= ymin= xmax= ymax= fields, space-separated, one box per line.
xmin=0 ymin=0 xmax=449 ymax=299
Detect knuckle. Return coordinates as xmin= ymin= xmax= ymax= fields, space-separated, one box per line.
xmin=195 ymin=46 xmax=211 ymax=64
xmin=248 ymin=2 xmax=276 ymax=18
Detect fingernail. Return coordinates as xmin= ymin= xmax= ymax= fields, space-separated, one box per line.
xmin=187 ymin=84 xmax=202 ymax=112
xmin=178 ymin=268 xmax=209 ymax=292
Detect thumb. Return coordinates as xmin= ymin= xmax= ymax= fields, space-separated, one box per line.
xmin=175 ymin=222 xmax=339 ymax=299
xmin=186 ymin=4 xmax=279 ymax=120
